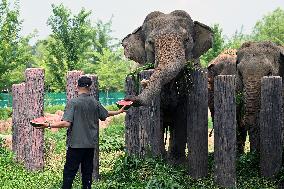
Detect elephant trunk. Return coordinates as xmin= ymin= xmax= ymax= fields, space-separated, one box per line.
xmin=243 ymin=80 xmax=261 ymax=126
xmin=138 ymin=34 xmax=187 ymax=105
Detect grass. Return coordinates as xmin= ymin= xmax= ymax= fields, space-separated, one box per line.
xmin=0 ymin=106 xmax=282 ymax=188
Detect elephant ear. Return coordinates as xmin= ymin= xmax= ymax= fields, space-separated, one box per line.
xmin=192 ymin=21 xmax=213 ymax=59
xmin=122 ymin=27 xmax=146 ymax=64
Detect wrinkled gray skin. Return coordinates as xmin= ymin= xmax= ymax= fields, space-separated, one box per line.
xmin=122 ymin=10 xmax=213 ymax=161
xmin=207 ymin=50 xmax=237 ymax=122
xmin=236 ymin=41 xmax=284 ymax=153
xmin=207 ymin=50 xmax=247 ymax=154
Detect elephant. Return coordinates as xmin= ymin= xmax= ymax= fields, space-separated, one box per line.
xmin=122 ymin=10 xmax=213 ymax=162
xmin=236 ymin=41 xmax=284 ymax=153
xmin=207 ymin=49 xmax=247 ymax=153
xmin=207 ymin=49 xmax=237 ymax=123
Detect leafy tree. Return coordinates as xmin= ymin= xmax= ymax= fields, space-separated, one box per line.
xmin=224 ymin=26 xmax=251 ymax=49
xmin=83 ymin=48 xmax=134 ymax=93
xmin=200 ymin=24 xmax=225 ymax=67
xmin=37 ymin=4 xmax=120 ymax=92
xmin=252 ymin=7 xmax=284 ymax=45
xmin=47 ymin=4 xmax=94 ymax=70
xmin=0 ymin=0 xmax=33 ymax=91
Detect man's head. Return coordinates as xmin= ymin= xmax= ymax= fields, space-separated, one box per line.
xmin=78 ymin=76 xmax=92 ymax=91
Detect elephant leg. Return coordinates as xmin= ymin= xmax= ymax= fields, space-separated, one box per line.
xmin=237 ymin=126 xmax=247 ymax=155
xmin=248 ymin=124 xmax=260 ymax=153
xmin=168 ymin=104 xmax=187 ymax=163
xmin=236 ymin=104 xmax=246 ymax=154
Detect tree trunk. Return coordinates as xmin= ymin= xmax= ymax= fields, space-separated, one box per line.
xmin=125 ymin=70 xmax=164 ymax=157
xmin=88 ymin=74 xmax=100 ymax=181
xmin=214 ymin=75 xmax=236 ymax=188
xmin=125 ymin=76 xmax=140 ymax=155
xmin=66 ymin=71 xmax=84 ymax=146
xmin=25 ymin=68 xmax=45 ymax=171
xmin=138 ymin=70 xmax=163 ymax=157
xmin=66 ymin=70 xmax=84 ymax=103
xmin=187 ymin=69 xmax=208 ymax=178
xmin=12 ymin=83 xmax=27 ymax=163
xmin=260 ymin=76 xmax=282 ymax=178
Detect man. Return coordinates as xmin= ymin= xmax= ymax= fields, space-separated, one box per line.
xmin=36 ymin=76 xmax=126 ymax=189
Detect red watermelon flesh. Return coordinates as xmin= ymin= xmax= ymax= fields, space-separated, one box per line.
xmin=31 ymin=116 xmax=47 ymax=123
xmin=117 ymin=100 xmax=133 ymax=106
xmin=116 ymin=100 xmax=133 ymax=110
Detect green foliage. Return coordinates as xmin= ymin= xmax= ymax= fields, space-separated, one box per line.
xmin=126 ymin=62 xmax=154 ymax=94
xmin=44 ymin=104 xmax=65 ymax=114
xmin=104 ymin=104 xmax=119 ymax=111
xmin=0 ymin=0 xmax=33 ymax=91
xmin=200 ymin=24 xmax=225 ymax=67
xmin=44 ymin=128 xmax=66 ymax=154
xmin=99 ymin=116 xmax=125 ymax=152
xmin=252 ymin=7 xmax=284 ymax=45
xmin=224 ymin=27 xmax=251 ymax=49
xmin=83 ymin=48 xmax=133 ymax=92
xmin=0 ymin=107 xmax=12 ymax=120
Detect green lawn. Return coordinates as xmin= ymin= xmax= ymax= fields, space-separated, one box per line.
xmin=0 ymin=113 xmax=282 ymax=188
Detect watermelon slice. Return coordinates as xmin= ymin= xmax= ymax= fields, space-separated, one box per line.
xmin=116 ymin=100 xmax=133 ymax=110
xmin=30 ymin=116 xmax=47 ymax=127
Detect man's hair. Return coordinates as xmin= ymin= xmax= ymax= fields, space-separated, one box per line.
xmin=78 ymin=76 xmax=92 ymax=88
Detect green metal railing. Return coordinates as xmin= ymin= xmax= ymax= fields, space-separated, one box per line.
xmin=0 ymin=92 xmax=125 ymax=108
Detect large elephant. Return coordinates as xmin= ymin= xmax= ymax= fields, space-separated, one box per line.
xmin=208 ymin=49 xmax=237 ymax=122
xmin=207 ymin=49 xmax=247 ymax=153
xmin=236 ymin=41 xmax=284 ymax=153
xmin=122 ymin=10 xmax=213 ymax=161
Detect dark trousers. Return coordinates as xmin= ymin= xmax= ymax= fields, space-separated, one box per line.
xmin=62 ymin=147 xmax=94 ymax=189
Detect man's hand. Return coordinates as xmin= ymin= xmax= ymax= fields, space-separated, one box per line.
xmin=119 ymin=105 xmax=127 ymax=113
xmin=32 ymin=122 xmax=49 ymax=129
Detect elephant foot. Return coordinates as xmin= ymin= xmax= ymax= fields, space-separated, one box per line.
xmin=167 ymin=154 xmax=187 ymax=166
xmin=167 ymin=150 xmax=186 ymax=166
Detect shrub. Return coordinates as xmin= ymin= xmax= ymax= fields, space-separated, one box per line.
xmin=44 ymin=105 xmax=65 ymax=114
xmin=0 ymin=108 xmax=12 ymax=120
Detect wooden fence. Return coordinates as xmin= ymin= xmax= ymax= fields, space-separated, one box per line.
xmin=125 ymin=71 xmax=283 ymax=188
xmin=11 ymin=68 xmax=283 ymax=187
xmin=12 ymin=69 xmax=100 ymax=179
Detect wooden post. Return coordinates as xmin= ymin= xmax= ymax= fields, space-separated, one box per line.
xmin=12 ymin=83 xmax=27 ymax=162
xmin=66 ymin=70 xmax=84 ymax=103
xmin=260 ymin=76 xmax=282 ymax=178
xmin=187 ymin=69 xmax=208 ymax=178
xmin=86 ymin=74 xmax=100 ymax=181
xmin=25 ymin=68 xmax=45 ymax=171
xmin=66 ymin=70 xmax=84 ymax=145
xmin=138 ymin=70 xmax=163 ymax=157
xmin=214 ymin=75 xmax=236 ymax=188
xmin=125 ymin=76 xmax=140 ymax=155
xmin=125 ymin=70 xmax=164 ymax=157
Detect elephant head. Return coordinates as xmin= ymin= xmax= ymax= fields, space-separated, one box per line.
xmin=122 ymin=10 xmax=213 ymax=105
xmin=207 ymin=49 xmax=237 ymax=120
xmin=236 ymin=41 xmax=284 ymax=151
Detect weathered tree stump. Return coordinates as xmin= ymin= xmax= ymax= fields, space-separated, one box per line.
xmin=86 ymin=74 xmax=100 ymax=181
xmin=214 ymin=75 xmax=236 ymax=188
xmin=260 ymin=76 xmax=282 ymax=178
xmin=66 ymin=71 xmax=84 ymax=145
xmin=25 ymin=68 xmax=45 ymax=171
xmin=66 ymin=70 xmax=84 ymax=103
xmin=187 ymin=69 xmax=208 ymax=178
xmin=12 ymin=83 xmax=27 ymax=162
xmin=125 ymin=70 xmax=164 ymax=157
xmin=138 ymin=70 xmax=163 ymax=157
xmin=125 ymin=76 xmax=140 ymax=155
